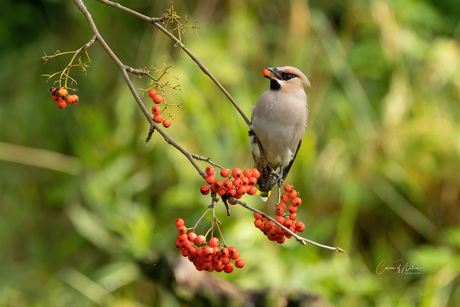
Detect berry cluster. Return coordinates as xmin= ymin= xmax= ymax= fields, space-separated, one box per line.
xmin=174 ymin=218 xmax=245 ymax=273
xmin=50 ymin=87 xmax=79 ymax=109
xmin=148 ymin=89 xmax=171 ymax=128
xmin=199 ymin=166 xmax=260 ymax=201
xmin=253 ymin=184 xmax=306 ymax=244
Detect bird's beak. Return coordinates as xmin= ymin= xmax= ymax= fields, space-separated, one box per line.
xmin=264 ymin=67 xmax=282 ymax=81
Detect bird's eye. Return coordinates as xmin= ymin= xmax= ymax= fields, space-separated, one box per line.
xmin=282 ymin=73 xmax=297 ymax=81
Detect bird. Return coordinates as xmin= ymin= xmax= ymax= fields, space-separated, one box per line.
xmin=249 ymin=66 xmax=310 ymax=198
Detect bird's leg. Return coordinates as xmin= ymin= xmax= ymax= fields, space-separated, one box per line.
xmin=270 ymin=167 xmax=284 ymax=187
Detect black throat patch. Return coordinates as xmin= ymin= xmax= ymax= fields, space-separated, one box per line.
xmin=270 ymin=79 xmax=281 ymax=90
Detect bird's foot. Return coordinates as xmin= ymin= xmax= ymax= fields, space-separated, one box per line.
xmin=270 ymin=169 xmax=284 ymax=187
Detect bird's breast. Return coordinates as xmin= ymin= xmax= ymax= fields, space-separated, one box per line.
xmin=251 ymin=91 xmax=307 ymax=167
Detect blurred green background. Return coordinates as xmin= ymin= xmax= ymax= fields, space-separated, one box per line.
xmin=1 ymin=0 xmax=460 ymax=306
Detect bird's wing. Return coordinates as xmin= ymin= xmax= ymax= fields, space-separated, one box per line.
xmin=281 ymin=139 xmax=302 ymax=182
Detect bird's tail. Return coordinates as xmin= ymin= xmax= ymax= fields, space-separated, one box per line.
xmin=260 ymin=184 xmax=280 ymax=212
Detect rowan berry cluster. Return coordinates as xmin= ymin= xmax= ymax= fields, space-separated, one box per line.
xmin=148 ymin=89 xmax=171 ymax=128
xmin=253 ymin=184 xmax=306 ymax=244
xmin=174 ymin=218 xmax=245 ymax=273
xmin=49 ymin=87 xmax=79 ymax=109
xmin=199 ymin=166 xmax=260 ymax=201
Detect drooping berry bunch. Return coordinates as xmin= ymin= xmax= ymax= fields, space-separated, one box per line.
xmin=253 ymin=184 xmax=306 ymax=244
xmin=148 ymin=89 xmax=171 ymax=128
xmin=199 ymin=166 xmax=260 ymax=201
xmin=50 ymin=87 xmax=79 ymax=109
xmin=174 ymin=218 xmax=245 ymax=273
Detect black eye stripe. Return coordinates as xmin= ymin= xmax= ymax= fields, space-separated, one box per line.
xmin=281 ymin=72 xmax=298 ymax=80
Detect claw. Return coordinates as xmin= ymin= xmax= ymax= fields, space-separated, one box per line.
xmin=271 ymin=167 xmax=284 ymax=187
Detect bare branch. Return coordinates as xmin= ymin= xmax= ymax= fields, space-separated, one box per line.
xmin=70 ymin=0 xmax=343 ymax=254
xmin=232 ymin=198 xmax=345 ymax=253
xmin=72 ymin=0 xmax=206 ymax=178
xmin=95 ymin=0 xmax=251 ymax=127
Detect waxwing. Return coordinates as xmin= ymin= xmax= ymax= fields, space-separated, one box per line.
xmin=250 ymin=66 xmax=310 ymax=197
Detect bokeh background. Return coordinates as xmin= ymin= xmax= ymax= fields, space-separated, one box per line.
xmin=1 ymin=0 xmax=460 ymax=306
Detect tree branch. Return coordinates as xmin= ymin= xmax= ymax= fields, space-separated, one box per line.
xmin=72 ymin=0 xmax=208 ymax=178
xmin=95 ymin=0 xmax=251 ymax=127
xmin=71 ymin=0 xmax=344 ymax=254
xmin=232 ymin=198 xmax=345 ymax=252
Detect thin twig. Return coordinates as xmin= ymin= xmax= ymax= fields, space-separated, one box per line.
xmin=192 ymin=207 xmax=211 ymax=232
xmin=95 ymin=0 xmax=251 ymax=127
xmin=72 ymin=0 xmax=207 ymax=179
xmin=233 ymin=198 xmax=345 ymax=252
xmin=190 ymin=154 xmax=225 ymax=169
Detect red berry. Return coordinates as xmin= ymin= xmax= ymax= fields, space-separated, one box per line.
xmin=57 ymin=99 xmax=67 ymax=109
xmin=212 ymin=180 xmax=223 ymax=192
xmin=247 ymin=186 xmax=257 ymax=195
xmin=51 ymin=95 xmax=60 ymax=102
xmin=177 ymin=233 xmax=188 ymax=241
xmin=292 ymin=197 xmax=302 ymax=206
xmin=49 ymin=87 xmax=56 ymax=93
xmin=262 ymin=68 xmax=271 ymax=77
xmin=205 ymin=166 xmax=215 ymax=176
xmin=221 ymin=256 xmax=230 ymax=264
xmin=235 ymin=259 xmax=245 ymax=268
xmin=254 ymin=212 xmax=264 ymax=220
xmin=226 ymin=188 xmax=237 ymax=197
xmin=223 ymin=179 xmax=233 ymax=190
xmin=264 ymin=220 xmax=274 ymax=231
xmin=295 ymin=221 xmax=306 ymax=232
xmin=275 ymin=215 xmax=285 ymax=224
xmin=220 ymin=169 xmax=230 ymax=178
xmin=230 ymin=251 xmax=240 ymax=260
xmin=231 ymin=168 xmax=242 ymax=178
xmin=175 ymin=239 xmax=184 ymax=249
xmin=276 ymin=236 xmax=286 ymax=244
xmin=243 ymin=169 xmax=252 ymax=178
xmin=236 ymin=185 xmax=247 ymax=195
xmin=275 ymin=205 xmax=284 ymax=216
xmin=251 ymin=168 xmax=260 ymax=179
xmin=289 ymin=212 xmax=297 ymax=220
xmin=205 ymin=175 xmax=215 ymax=184
xmin=254 ymin=219 xmax=263 ymax=228
xmin=188 ymin=232 xmax=197 ymax=242
xmin=175 ymin=218 xmax=185 ymax=227
xmin=195 ymin=235 xmax=206 ymax=245
xmin=203 ymin=246 xmax=214 ymax=256
xmin=162 ymin=119 xmax=171 ymax=128
xmin=209 ymin=237 xmax=219 ymax=247
xmin=224 ymin=263 xmax=234 ymax=273
xmin=153 ymin=114 xmax=163 ymax=123
xmin=57 ymin=87 xmax=68 ymax=97
xmin=148 ymin=88 xmax=157 ymax=98
xmin=152 ymin=94 xmax=163 ymax=104
xmin=288 ymin=204 xmax=297 ymax=213
xmin=200 ymin=185 xmax=210 ymax=195
xmin=233 ymin=178 xmax=243 ymax=188
xmin=284 ymin=184 xmax=292 ymax=192
xmin=220 ymin=247 xmax=229 ymax=257
xmin=66 ymin=94 xmax=79 ymax=105
xmin=177 ymin=225 xmax=187 ymax=234
xmin=289 ymin=190 xmax=298 ymax=199
xmin=152 ymin=105 xmax=161 ymax=116
xmin=281 ymin=193 xmax=291 ymax=204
